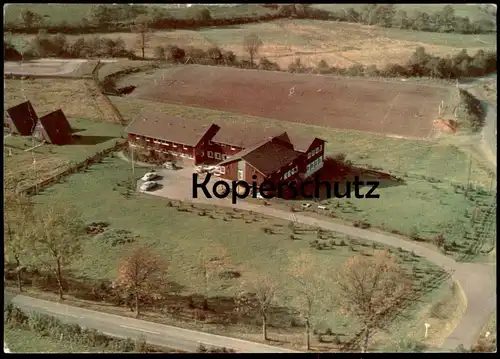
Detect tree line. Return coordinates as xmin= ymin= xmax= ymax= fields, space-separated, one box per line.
xmin=321 ymin=4 xmax=496 ymax=35
xmin=5 ymin=191 xmax=419 ymax=352
xmin=4 ymin=4 xmax=495 ymax=35
xmin=5 ymin=29 xmax=496 ymax=84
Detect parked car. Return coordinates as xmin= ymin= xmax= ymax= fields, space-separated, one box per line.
xmin=163 ymin=161 xmax=178 ymax=170
xmin=140 ymin=181 xmax=158 ymax=192
xmin=141 ymin=172 xmax=157 ymax=181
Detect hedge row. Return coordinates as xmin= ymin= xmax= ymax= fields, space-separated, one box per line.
xmin=4 ymin=304 xmax=165 ymax=352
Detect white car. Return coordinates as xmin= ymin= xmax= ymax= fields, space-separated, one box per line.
xmin=140 ymin=181 xmax=158 ymax=192
xmin=141 ymin=172 xmax=157 ymax=181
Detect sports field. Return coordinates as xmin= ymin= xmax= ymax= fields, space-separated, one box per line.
xmin=118 ymin=65 xmax=454 ymax=139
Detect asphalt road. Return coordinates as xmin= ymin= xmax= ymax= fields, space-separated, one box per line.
xmin=4 ymin=292 xmax=299 ymax=353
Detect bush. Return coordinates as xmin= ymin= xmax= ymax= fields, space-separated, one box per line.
xmin=258 ymin=57 xmax=280 ymax=71
xmin=433 ymin=233 xmax=446 ymax=248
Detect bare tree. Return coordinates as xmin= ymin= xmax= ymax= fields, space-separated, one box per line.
xmin=113 ymin=244 xmax=168 ymax=318
xmin=335 ymin=250 xmax=413 ymax=352
xmin=243 ymin=33 xmax=263 ymax=67
xmin=239 ymin=276 xmax=277 ymax=341
xmin=32 ymin=205 xmax=86 ymax=300
xmin=4 ymin=192 xmax=36 ymax=291
xmin=288 ymin=253 xmax=325 ymax=350
xmin=131 ymin=15 xmax=152 ymax=59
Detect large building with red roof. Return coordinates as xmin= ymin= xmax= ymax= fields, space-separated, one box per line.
xmin=124 ymin=109 xmax=325 ymax=185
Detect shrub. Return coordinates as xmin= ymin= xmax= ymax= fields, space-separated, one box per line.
xmin=197 ymin=344 xmax=208 ymax=353
xmin=360 ymin=220 xmax=371 ymax=229
xmin=410 ymin=225 xmax=420 ymax=240
xmin=433 ymin=233 xmax=446 ymax=248
xmin=135 ymin=335 xmax=148 ymax=353
xmin=339 ymin=239 xmax=346 ymax=246
xmin=334 ymin=334 xmax=342 ymax=346
xmin=4 ymin=304 xmax=28 ymax=326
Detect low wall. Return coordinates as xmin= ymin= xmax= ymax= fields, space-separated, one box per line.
xmin=23 ymin=141 xmax=127 ymax=196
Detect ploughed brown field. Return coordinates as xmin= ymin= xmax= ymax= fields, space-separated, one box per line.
xmin=127 ymin=65 xmax=453 ymax=138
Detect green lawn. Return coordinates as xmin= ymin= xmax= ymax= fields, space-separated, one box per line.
xmin=31 ymin=156 xmax=451 ymax=347
xmin=111 ymin=97 xmax=496 ymax=260
xmin=4 ymin=327 xmax=112 ymax=353
xmin=4 ymin=118 xmax=124 ymax=192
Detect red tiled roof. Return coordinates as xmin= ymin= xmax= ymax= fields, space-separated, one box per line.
xmin=212 ymin=123 xmax=284 ymax=148
xmin=125 ymin=109 xmax=213 ymax=146
xmin=6 ymin=101 xmax=38 ymax=136
xmin=38 ymin=109 xmax=72 ymax=145
xmin=219 ymin=134 xmax=301 ymax=176
xmin=243 ymin=141 xmax=300 ymax=176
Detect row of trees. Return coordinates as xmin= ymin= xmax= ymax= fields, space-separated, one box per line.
xmin=6 ymin=28 xmax=495 ymax=83
xmin=311 ymin=47 xmax=497 ymax=80
xmin=4 ymin=5 xmax=280 ymax=34
xmin=14 ymin=30 xmax=135 ymax=59
xmin=152 ymin=38 xmax=496 ymax=81
xmin=6 ymin=5 xmax=495 ymax=35
xmin=4 ymin=192 xmax=415 ymax=352
xmin=324 ymin=4 xmax=496 ymax=35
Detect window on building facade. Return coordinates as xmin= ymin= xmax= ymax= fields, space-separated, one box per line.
xmin=172 ymin=144 xmax=177 ymax=148
xmin=219 ymin=166 xmax=225 ymax=174
xmin=215 ymin=152 xmax=221 ymax=160
xmin=307 ymin=152 xmax=311 ymax=159
xmin=319 ymin=144 xmax=323 ymax=151
xmin=207 ymin=151 xmax=213 ymax=158
xmin=135 ymin=136 xmax=141 ymax=140
xmin=222 ymin=154 xmax=228 ymax=160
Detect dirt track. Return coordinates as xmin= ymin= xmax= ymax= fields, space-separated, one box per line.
xmin=125 ymin=65 xmax=453 ymax=138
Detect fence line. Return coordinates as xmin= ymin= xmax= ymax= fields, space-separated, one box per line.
xmin=91 ymin=60 xmax=127 ymax=126
xmin=22 ymin=141 xmax=127 ymax=196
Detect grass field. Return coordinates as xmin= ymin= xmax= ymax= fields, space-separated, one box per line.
xmin=30 ymin=156 xmax=454 ymax=350
xmin=3 ymin=118 xmax=124 ymax=192
xmin=110 ymin=96 xmax=496 ymax=260
xmin=120 ymin=65 xmax=454 ymax=139
xmin=4 ymin=78 xmax=117 ymax=123
xmin=4 ymin=327 xmax=112 ymax=353
xmin=6 ymin=19 xmax=496 ymax=69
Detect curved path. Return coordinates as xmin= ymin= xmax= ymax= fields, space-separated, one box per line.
xmin=152 ymin=190 xmax=496 ymax=351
